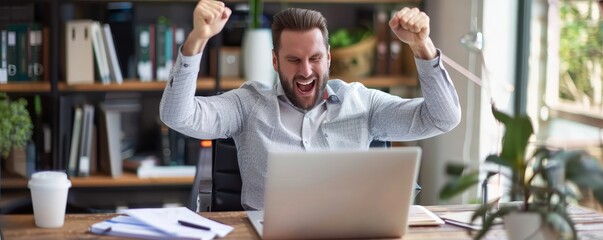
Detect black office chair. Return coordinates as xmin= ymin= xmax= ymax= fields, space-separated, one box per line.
xmin=191 ymin=139 xmax=421 ymax=212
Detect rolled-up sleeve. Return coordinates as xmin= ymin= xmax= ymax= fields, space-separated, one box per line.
xmin=369 ymin=49 xmax=461 ymax=141
xmin=159 ymin=50 xmax=243 ymax=139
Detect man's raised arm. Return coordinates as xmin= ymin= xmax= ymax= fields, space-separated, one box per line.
xmin=182 ymin=0 xmax=231 ymax=55
xmin=159 ymin=0 xmax=234 ymax=139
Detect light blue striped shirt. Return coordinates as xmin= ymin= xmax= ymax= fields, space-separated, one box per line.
xmin=160 ymin=49 xmax=461 ymax=210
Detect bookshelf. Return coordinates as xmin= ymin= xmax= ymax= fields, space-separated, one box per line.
xmin=0 ymin=0 xmax=422 ymax=211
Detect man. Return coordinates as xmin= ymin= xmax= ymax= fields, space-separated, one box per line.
xmin=160 ymin=0 xmax=461 ymax=210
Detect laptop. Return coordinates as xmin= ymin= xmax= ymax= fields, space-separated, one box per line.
xmin=247 ymin=147 xmax=422 ymax=239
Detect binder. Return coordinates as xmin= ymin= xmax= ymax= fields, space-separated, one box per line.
xmin=42 ymin=27 xmax=50 ymax=82
xmin=155 ymin=17 xmax=172 ymax=81
xmin=99 ymin=106 xmax=123 ymax=178
xmin=6 ymin=24 xmax=30 ymax=81
xmin=374 ymin=8 xmax=390 ymax=75
xmin=101 ymin=24 xmax=123 ymax=84
xmin=136 ymin=24 xmax=154 ymax=81
xmin=65 ymin=20 xmax=94 ymax=85
xmin=0 ymin=30 xmax=7 ymax=83
xmin=78 ymin=104 xmax=95 ymax=177
xmin=68 ymin=106 xmax=83 ymax=176
xmin=28 ymin=23 xmax=44 ymax=81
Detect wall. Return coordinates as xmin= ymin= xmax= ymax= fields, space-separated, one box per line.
xmin=420 ymin=0 xmax=478 ymax=205
xmin=419 ymin=0 xmax=519 ymax=205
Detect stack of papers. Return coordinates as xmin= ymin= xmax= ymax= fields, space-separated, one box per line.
xmin=90 ymin=207 xmax=233 ymax=240
xmin=409 ymin=205 xmax=445 ymax=226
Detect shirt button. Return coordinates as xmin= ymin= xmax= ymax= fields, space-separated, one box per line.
xmin=183 ymin=63 xmax=189 ymax=68
xmin=303 ymin=140 xmax=308 ymax=144
xmin=324 ymin=134 xmax=328 ymax=138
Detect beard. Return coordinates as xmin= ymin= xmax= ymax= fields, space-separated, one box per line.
xmin=278 ymin=67 xmax=329 ymax=111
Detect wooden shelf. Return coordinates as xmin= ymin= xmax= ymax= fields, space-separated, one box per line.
xmin=1 ymin=76 xmax=415 ymax=94
xmin=1 ymin=172 xmax=193 ymax=189
xmin=334 ymin=75 xmax=418 ymax=88
xmin=221 ymin=75 xmax=417 ymax=89
xmin=57 ymin=78 xmax=216 ymax=92
xmin=0 ymin=82 xmax=52 ymax=93
xmin=65 ymin=0 xmax=419 ymax=3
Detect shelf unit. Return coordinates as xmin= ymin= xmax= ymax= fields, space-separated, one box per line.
xmin=0 ymin=0 xmax=421 ymax=204
xmin=0 ymin=75 xmax=416 ymax=93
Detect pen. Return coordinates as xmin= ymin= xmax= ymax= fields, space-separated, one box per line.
xmin=178 ymin=220 xmax=211 ymax=231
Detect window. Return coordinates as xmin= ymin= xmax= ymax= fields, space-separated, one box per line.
xmin=547 ymin=0 xmax=602 ymax=120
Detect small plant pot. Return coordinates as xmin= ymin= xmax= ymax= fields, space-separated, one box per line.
xmin=503 ymin=212 xmax=560 ymax=240
xmin=330 ymin=36 xmax=376 ymax=78
xmin=242 ymin=29 xmax=276 ymax=87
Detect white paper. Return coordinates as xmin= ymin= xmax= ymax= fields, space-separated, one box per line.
xmin=408 ymin=205 xmax=445 ymax=226
xmin=124 ymin=207 xmax=234 ymax=238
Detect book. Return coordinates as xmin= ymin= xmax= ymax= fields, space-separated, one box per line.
xmin=155 ymin=17 xmax=172 ymax=81
xmin=136 ymin=165 xmax=196 ymax=178
xmin=90 ymin=207 xmax=233 ymax=240
xmin=101 ymin=24 xmax=123 ymax=84
xmin=67 ymin=106 xmax=83 ymax=176
xmin=6 ymin=24 xmax=29 ymax=81
xmin=78 ymin=104 xmax=95 ymax=177
xmin=136 ymin=24 xmax=154 ymax=81
xmin=373 ymin=8 xmax=390 ymax=75
xmin=123 ymin=154 xmax=158 ymax=172
xmin=0 ymin=30 xmax=7 ymax=83
xmin=27 ymin=23 xmax=43 ymax=81
xmin=173 ymin=26 xmax=186 ymax=62
xmin=42 ymin=27 xmax=50 ymax=82
xmin=65 ymin=20 xmax=94 ymax=85
xmin=98 ymin=97 xmax=141 ymax=178
xmin=99 ymin=103 xmax=123 ymax=178
xmin=91 ymin=21 xmax=111 ymax=84
xmin=408 ymin=205 xmax=445 ymax=226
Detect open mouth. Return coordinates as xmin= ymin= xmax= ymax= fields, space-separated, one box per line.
xmin=296 ymin=79 xmax=315 ymax=95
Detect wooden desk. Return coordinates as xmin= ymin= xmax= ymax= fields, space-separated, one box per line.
xmin=2 ymin=205 xmax=603 ymax=239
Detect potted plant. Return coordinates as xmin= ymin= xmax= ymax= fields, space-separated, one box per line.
xmin=328 ymin=28 xmax=375 ymax=78
xmin=0 ymin=93 xmax=33 ymax=161
xmin=242 ymin=0 xmax=275 ymax=87
xmin=440 ymin=105 xmax=603 ymax=240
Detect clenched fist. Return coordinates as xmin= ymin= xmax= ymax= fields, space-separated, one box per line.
xmin=183 ymin=0 xmax=231 ymax=55
xmin=192 ymin=0 xmax=231 ymax=39
xmin=389 ymin=7 xmax=436 ymax=60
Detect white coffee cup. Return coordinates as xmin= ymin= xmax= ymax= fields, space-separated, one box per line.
xmin=28 ymin=171 xmax=71 ymax=228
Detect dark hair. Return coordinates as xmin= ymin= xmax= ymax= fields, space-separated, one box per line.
xmin=271 ymin=8 xmax=329 ymax=52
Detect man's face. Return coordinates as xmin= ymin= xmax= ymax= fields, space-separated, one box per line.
xmin=273 ymin=29 xmax=330 ymax=111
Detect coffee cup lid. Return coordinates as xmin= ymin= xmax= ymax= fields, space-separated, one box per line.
xmin=28 ymin=171 xmax=71 ymax=189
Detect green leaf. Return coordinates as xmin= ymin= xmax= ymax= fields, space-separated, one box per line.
xmin=530 ymin=147 xmax=551 ymax=171
xmin=485 ymin=155 xmax=513 ymax=168
xmin=491 ymin=106 xmax=512 ymax=124
xmin=469 ymin=200 xmax=497 ymax=223
xmin=564 ymin=152 xmax=603 ymax=191
xmin=546 ymin=211 xmax=576 ymax=239
xmin=491 ymin=107 xmax=534 ymax=172
xmin=593 ymin=188 xmax=603 ymax=205
xmin=445 ymin=163 xmax=467 ymax=176
xmin=439 ymin=172 xmax=479 ymax=200
xmin=0 ymin=93 xmax=32 ymax=158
